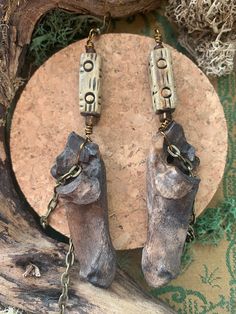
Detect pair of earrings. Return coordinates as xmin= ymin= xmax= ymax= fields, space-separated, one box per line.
xmin=41 ymin=21 xmax=200 ymax=305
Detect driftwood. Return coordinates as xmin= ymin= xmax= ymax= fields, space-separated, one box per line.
xmin=0 ymin=211 xmax=174 ymax=314
xmin=0 ymin=1 xmax=176 ymax=313
xmin=51 ymin=132 xmax=116 ymax=288
xmin=142 ymin=121 xmax=200 ymax=288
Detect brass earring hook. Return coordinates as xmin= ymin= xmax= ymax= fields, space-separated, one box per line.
xmin=85 ymin=12 xmax=111 ymax=52
xmin=100 ymin=12 xmax=111 ymax=33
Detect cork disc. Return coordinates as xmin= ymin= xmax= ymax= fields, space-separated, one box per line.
xmin=10 ymin=33 xmax=227 ymax=250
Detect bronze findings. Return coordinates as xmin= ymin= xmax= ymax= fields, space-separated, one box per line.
xmin=154 ymin=28 xmax=163 ymax=49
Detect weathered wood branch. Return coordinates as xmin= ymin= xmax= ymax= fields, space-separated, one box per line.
xmin=0 ymin=199 xmax=174 ymax=314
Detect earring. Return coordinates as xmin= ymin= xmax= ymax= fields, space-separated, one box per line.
xmin=141 ymin=29 xmax=201 ymax=288
xmin=40 ymin=15 xmax=116 ymax=306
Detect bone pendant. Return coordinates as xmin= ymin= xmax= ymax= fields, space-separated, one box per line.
xmin=149 ymin=47 xmax=177 ymax=114
xmin=79 ymin=53 xmax=102 ymax=117
xmin=51 ymin=132 xmax=116 ymax=288
xmin=142 ymin=121 xmax=200 ymax=288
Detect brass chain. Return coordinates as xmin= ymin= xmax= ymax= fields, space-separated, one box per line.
xmin=58 ymin=238 xmax=75 ymax=314
xmin=167 ymin=144 xmax=194 ymax=177
xmin=159 ymin=123 xmax=195 ymax=178
xmin=40 ymin=187 xmax=59 ymax=229
xmin=40 ymin=165 xmax=82 ymax=229
xmin=186 ymin=210 xmax=196 ymax=242
xmin=40 ymin=164 xmax=82 ymax=313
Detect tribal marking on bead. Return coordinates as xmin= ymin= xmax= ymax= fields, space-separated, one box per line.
xmin=79 ymin=53 xmax=102 ymax=117
xmin=149 ymin=47 xmax=177 ymax=114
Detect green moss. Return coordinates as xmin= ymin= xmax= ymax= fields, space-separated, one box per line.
xmin=195 ymin=198 xmax=236 ymax=244
xmin=180 ymin=198 xmax=236 ymax=271
xmin=29 ymin=10 xmax=104 ymax=66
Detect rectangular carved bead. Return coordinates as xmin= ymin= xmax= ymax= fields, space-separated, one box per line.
xmin=149 ymin=47 xmax=177 ymax=114
xmin=79 ymin=53 xmax=102 ymax=117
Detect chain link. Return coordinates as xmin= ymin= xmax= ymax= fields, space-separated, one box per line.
xmin=58 ymin=238 xmax=75 ymax=314
xmin=40 ymin=189 xmax=59 ymax=229
xmin=186 ymin=210 xmax=196 ymax=242
xmin=160 ymin=124 xmax=195 ymax=178
xmin=57 ymin=165 xmax=82 ymax=185
xmin=40 ymin=165 xmax=82 ymax=228
xmin=167 ymin=144 xmax=194 ymax=177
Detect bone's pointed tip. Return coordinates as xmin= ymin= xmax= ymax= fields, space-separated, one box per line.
xmin=143 ymin=269 xmax=176 ymax=288
xmin=87 ymin=268 xmax=116 ymax=289
xmin=79 ymin=251 xmax=117 ymax=289
xmin=141 ymin=252 xmax=177 ymax=288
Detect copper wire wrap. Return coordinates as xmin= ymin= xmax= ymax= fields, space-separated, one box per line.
xmin=84 ymin=115 xmax=97 ymax=142
xmin=154 ymin=28 xmax=163 ymax=48
xmin=159 ymin=119 xmax=171 ymax=131
xmin=85 ymin=28 xmax=100 ymax=52
xmin=85 ymin=124 xmax=93 ymax=140
xmin=154 ymin=29 xmax=162 ymax=43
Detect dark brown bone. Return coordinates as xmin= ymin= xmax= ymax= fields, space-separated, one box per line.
xmin=142 ymin=121 xmax=200 ymax=288
xmin=51 ymin=132 xmax=116 ymax=288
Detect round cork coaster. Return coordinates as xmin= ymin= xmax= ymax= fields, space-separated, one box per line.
xmin=10 ymin=33 xmax=227 ymax=250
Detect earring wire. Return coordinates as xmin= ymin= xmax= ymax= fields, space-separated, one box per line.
xmin=85 ymin=12 xmax=111 ymax=52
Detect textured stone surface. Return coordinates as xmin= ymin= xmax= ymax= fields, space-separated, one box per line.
xmin=10 ymin=33 xmax=227 ymax=250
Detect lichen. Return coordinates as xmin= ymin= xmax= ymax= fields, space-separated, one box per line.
xmin=29 ymin=10 xmax=103 ymax=66
xmin=166 ymin=0 xmax=236 ymax=76
xmin=0 ymin=308 xmax=24 ymax=314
